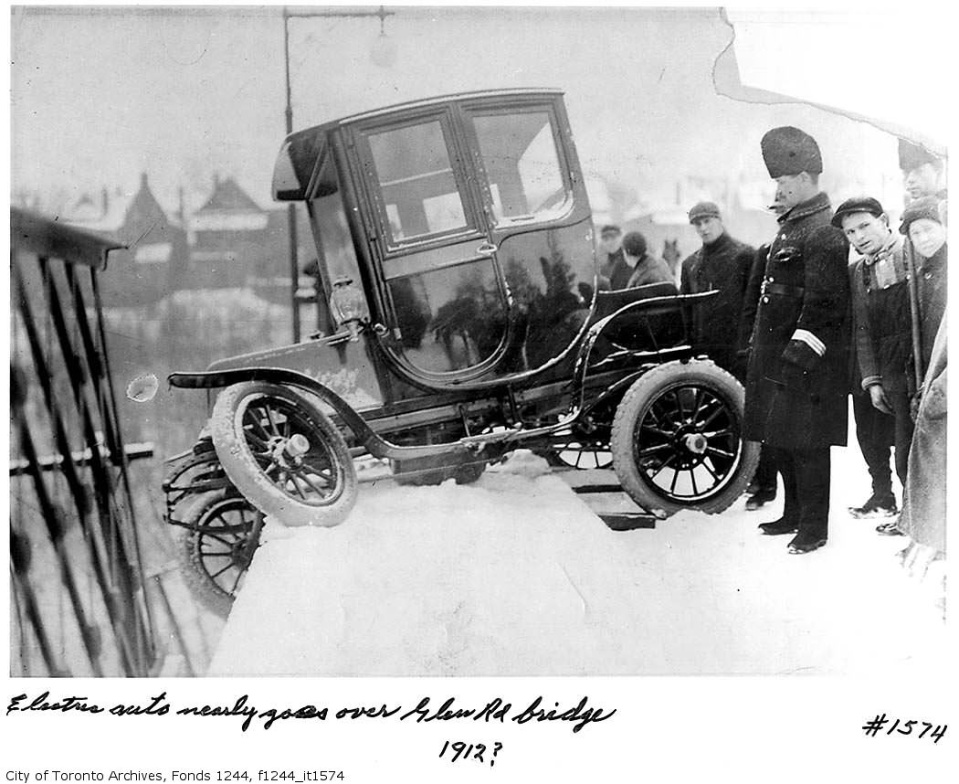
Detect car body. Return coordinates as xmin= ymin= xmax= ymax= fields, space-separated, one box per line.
xmin=164 ymin=89 xmax=758 ymax=614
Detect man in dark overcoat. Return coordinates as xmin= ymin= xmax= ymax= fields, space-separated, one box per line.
xmin=680 ymin=201 xmax=754 ymax=375
xmin=744 ymin=126 xmax=852 ymax=554
xmin=682 ymin=202 xmax=774 ymax=510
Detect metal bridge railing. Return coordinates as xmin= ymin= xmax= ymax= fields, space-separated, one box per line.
xmin=9 ymin=208 xmax=203 ymax=676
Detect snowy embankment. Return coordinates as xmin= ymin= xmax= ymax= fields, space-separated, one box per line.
xmin=209 ymin=451 xmax=946 ymax=677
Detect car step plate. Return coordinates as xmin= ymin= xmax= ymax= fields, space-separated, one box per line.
xmin=570 ymin=484 xmax=626 ymax=494
xmin=570 ymin=484 xmax=658 ymax=530
xmin=596 ymin=513 xmax=658 ymax=530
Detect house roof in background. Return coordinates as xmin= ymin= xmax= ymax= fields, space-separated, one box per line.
xmin=197 ymin=175 xmax=264 ymax=214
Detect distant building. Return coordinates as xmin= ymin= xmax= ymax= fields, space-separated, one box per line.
xmin=63 ymin=171 xmax=313 ymax=309
xmin=187 ymin=174 xmax=268 ymax=290
xmin=65 ymin=173 xmax=189 ymax=308
xmin=188 ymin=173 xmax=316 ymax=306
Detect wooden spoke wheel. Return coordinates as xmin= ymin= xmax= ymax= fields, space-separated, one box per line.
xmin=211 ymin=382 xmax=358 ymax=527
xmin=543 ymin=429 xmax=613 ymax=470
xmin=611 ymin=360 xmax=759 ymax=516
xmin=175 ymin=491 xmax=262 ymax=617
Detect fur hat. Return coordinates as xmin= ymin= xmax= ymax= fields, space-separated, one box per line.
xmin=761 ymin=126 xmax=823 ymax=178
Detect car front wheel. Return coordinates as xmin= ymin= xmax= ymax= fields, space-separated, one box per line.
xmin=211 ymin=382 xmax=358 ymax=527
xmin=610 ymin=360 xmax=759 ymax=516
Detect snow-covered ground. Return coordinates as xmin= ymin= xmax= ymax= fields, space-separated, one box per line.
xmin=209 ymin=448 xmax=946 ymax=677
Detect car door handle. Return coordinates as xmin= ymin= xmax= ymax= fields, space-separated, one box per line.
xmin=476 ymin=241 xmax=498 ymax=256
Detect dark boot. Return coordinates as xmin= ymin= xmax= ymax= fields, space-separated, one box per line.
xmin=758 ymin=448 xmax=798 ymax=535
xmin=788 ymin=447 xmax=830 ymax=552
xmin=746 ymin=487 xmax=777 ymax=511
xmin=759 ymin=518 xmax=798 ymax=535
xmin=746 ymin=447 xmax=779 ymax=510
xmin=849 ymin=492 xmax=898 ymax=519
xmin=876 ymin=519 xmax=905 ymax=536
xmin=787 ymin=534 xmax=828 ymax=554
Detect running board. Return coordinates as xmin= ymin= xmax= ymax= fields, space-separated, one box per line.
xmin=597 ymin=513 xmax=658 ymax=530
xmin=570 ymin=484 xmax=659 ymax=529
xmin=571 ymin=484 xmax=626 ymax=494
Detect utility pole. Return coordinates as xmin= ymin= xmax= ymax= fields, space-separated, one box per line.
xmin=282 ymin=5 xmax=394 ymax=343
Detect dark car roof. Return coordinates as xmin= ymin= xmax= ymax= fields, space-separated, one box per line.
xmin=291 ymin=87 xmax=562 ymax=140
xmin=273 ymin=88 xmax=563 ymax=201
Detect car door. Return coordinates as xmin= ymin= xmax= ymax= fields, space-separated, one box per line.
xmin=352 ymin=109 xmax=510 ymax=383
xmin=461 ymin=97 xmax=596 ymax=374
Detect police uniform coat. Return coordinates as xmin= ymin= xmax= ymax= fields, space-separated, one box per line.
xmin=744 ymin=192 xmax=852 ymax=449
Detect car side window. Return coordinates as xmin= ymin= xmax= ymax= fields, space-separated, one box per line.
xmin=365 ymin=119 xmax=469 ymax=243
xmin=471 ymin=109 xmax=569 ymax=224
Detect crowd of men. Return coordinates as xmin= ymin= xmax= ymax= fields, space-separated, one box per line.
xmin=599 ymin=127 xmax=947 ymax=560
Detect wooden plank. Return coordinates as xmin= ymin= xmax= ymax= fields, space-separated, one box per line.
xmin=599 ymin=513 xmax=657 ymax=531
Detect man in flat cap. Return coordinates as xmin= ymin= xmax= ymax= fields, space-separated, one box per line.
xmin=836 ymin=197 xmax=912 ymax=523
xmin=744 ymin=126 xmax=852 ymax=554
xmin=679 ymin=202 xmax=772 ymax=506
xmin=899 ymin=139 xmax=947 ymax=204
xmin=680 ymin=201 xmax=755 ymax=375
xmin=598 ymin=224 xmax=633 ymax=291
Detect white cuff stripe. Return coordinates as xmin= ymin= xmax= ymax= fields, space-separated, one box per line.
xmin=793 ymin=329 xmax=826 ymax=357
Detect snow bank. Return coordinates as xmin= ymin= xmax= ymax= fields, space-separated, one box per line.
xmin=210 ymin=455 xmax=639 ymax=676
xmin=209 ymin=451 xmax=946 ymax=677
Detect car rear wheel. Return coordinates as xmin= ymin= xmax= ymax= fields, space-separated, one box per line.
xmin=610 ymin=360 xmax=759 ymax=516
xmin=174 ymin=490 xmax=262 ymax=617
xmin=211 ymin=382 xmax=358 ymax=527
xmin=542 ymin=428 xmax=613 ymax=470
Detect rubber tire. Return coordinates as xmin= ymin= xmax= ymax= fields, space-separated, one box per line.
xmin=211 ymin=382 xmax=358 ymax=528
xmin=174 ymin=490 xmax=259 ymax=618
xmin=610 ymin=359 xmax=759 ymax=516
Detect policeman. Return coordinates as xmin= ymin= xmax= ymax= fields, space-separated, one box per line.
xmin=744 ymin=127 xmax=852 ymax=554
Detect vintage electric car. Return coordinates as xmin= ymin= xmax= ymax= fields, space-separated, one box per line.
xmin=164 ymin=89 xmax=759 ymax=614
